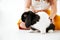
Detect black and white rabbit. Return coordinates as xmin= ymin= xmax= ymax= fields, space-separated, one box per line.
xmin=21 ymin=11 xmax=55 ymax=33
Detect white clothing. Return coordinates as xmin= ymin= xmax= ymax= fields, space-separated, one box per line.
xmin=31 ymin=0 xmax=50 ymax=10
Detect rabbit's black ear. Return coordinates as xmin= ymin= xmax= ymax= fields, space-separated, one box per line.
xmin=31 ymin=15 xmax=40 ymax=25
xmin=25 ymin=14 xmax=31 ymax=28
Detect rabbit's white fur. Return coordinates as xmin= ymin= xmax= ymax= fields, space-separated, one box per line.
xmin=31 ymin=12 xmax=51 ymax=33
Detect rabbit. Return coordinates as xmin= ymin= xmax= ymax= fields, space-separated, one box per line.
xmin=21 ymin=11 xmax=55 ymax=33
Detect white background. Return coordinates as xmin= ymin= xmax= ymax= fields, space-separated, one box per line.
xmin=0 ymin=0 xmax=60 ymax=40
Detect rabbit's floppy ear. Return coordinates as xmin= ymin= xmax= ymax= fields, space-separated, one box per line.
xmin=25 ymin=14 xmax=31 ymax=28
xmin=31 ymin=14 xmax=40 ymax=25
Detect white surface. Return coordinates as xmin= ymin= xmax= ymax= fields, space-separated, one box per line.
xmin=0 ymin=0 xmax=60 ymax=40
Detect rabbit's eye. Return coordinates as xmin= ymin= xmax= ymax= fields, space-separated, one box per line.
xmin=24 ymin=15 xmax=27 ymax=17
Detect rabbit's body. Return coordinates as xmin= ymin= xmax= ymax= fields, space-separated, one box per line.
xmin=32 ymin=12 xmax=51 ymax=33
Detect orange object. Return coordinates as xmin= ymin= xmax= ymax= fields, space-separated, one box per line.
xmin=54 ymin=15 xmax=60 ymax=30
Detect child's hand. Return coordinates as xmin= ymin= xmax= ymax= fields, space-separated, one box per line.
xmin=32 ymin=9 xmax=44 ymax=13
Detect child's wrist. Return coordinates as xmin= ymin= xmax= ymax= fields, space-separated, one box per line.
xmin=24 ymin=8 xmax=32 ymax=12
